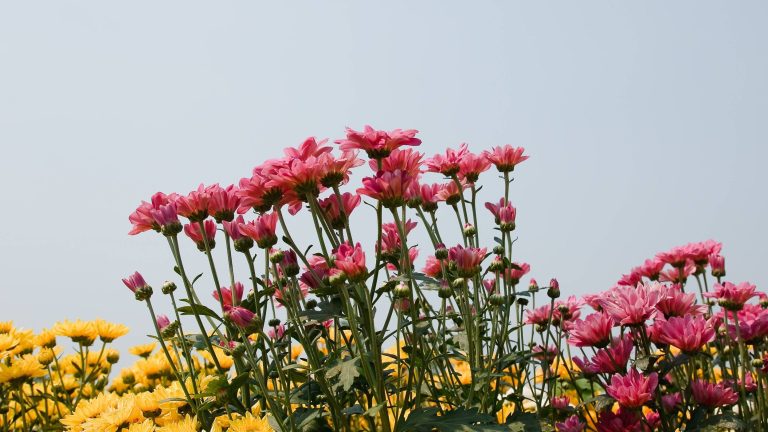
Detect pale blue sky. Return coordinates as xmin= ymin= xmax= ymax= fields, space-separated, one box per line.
xmin=1 ymin=2 xmax=766 ymax=352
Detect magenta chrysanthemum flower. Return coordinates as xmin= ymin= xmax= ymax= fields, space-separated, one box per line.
xmin=128 ymin=192 xmax=178 ymax=235
xmin=318 ymin=192 xmax=360 ymax=229
xmin=225 ymin=306 xmax=257 ymax=328
xmin=425 ymin=143 xmax=471 ymax=177
xmin=606 ymin=368 xmax=658 ymax=408
xmin=212 ymin=282 xmax=244 ymax=309
xmin=704 ymin=281 xmax=758 ymax=311
xmin=485 ymin=198 xmax=517 ymax=232
xmin=358 ymin=169 xmax=416 ymax=209
xmin=336 ymin=125 xmax=421 ymax=159
xmin=122 ymin=271 xmax=148 ymax=293
xmin=690 ymin=380 xmax=739 ymax=408
xmin=598 ymin=283 xmax=662 ymax=326
xmin=448 ymin=245 xmax=486 ymax=277
xmin=568 ymin=312 xmax=614 ymax=348
xmin=408 ymin=183 xmax=445 ymax=213
xmin=504 ymin=262 xmax=530 ymax=285
xmin=556 ymin=415 xmax=584 ymax=432
xmin=206 ymin=183 xmax=240 ymax=223
xmin=183 ymin=219 xmax=217 ymax=250
xmin=482 ymin=145 xmax=528 ymax=173
xmin=709 ymin=254 xmax=726 ymax=277
xmin=573 ymin=336 xmax=634 ymax=375
xmin=656 ymin=314 xmax=714 ymax=353
xmin=655 ymin=285 xmax=707 ymax=318
xmin=373 ymin=148 xmax=424 ymax=177
xmin=239 ymin=212 xmax=279 ymax=249
xmin=176 ymin=184 xmax=212 ymax=222
xmin=333 ymin=242 xmax=367 ymax=282
xmin=458 ymin=151 xmax=492 ymax=183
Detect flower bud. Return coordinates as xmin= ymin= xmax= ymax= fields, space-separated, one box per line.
xmin=269 ymin=249 xmax=285 ymax=264
xmin=269 ymin=318 xmax=281 ymax=327
xmin=435 ymin=244 xmax=449 ymax=260
xmin=393 ymin=282 xmax=412 ymax=299
xmin=232 ymin=343 xmax=246 ymax=358
xmin=122 ymin=371 xmax=136 ymax=385
xmin=492 ymin=245 xmax=504 ymax=255
xmin=305 ymin=299 xmax=318 ymax=309
xmin=752 ymin=359 xmax=764 ymax=368
xmin=329 ymin=271 xmax=347 ymax=287
xmin=488 ymin=255 xmax=505 ymax=272
xmin=134 ymin=285 xmax=153 ymax=302
xmin=161 ymin=281 xmax=177 ymax=294
xmin=161 ymin=222 xmax=183 ymax=237
xmin=463 ymin=223 xmax=476 ymax=237
xmin=528 ymin=278 xmax=539 ymax=293
xmin=451 ymin=278 xmax=466 ymax=290
xmin=38 ymin=349 xmax=55 ymax=366
xmin=489 ymin=293 xmax=506 ymax=307
xmin=517 ymin=297 xmax=529 ymax=306
xmin=106 ymin=350 xmax=120 ymax=364
xmin=234 ymin=237 xmax=254 ymax=252
xmin=547 ymin=278 xmax=560 ymax=299
xmin=161 ymin=321 xmax=180 ymax=339
xmin=438 ymin=284 xmax=454 ymax=299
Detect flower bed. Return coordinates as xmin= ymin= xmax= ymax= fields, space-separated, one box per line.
xmin=0 ymin=126 xmax=761 ymax=431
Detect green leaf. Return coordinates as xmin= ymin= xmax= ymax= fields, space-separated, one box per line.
xmin=326 ymin=358 xmax=360 ymax=392
xmin=177 ymin=302 xmax=223 ymax=322
xmin=505 ymin=412 xmax=543 ymax=432
xmin=401 ymin=407 xmax=510 ymax=432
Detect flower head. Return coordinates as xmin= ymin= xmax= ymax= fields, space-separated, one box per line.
xmin=337 ymin=125 xmax=421 ymax=159
xmin=485 ymin=198 xmax=517 ymax=232
xmin=598 ymin=283 xmax=662 ymax=326
xmin=568 ymin=313 xmax=613 ymax=348
xmin=183 ymin=219 xmax=217 ymax=251
xmin=483 ymin=145 xmax=528 ymax=172
xmin=448 ymin=245 xmax=486 ymax=277
xmin=425 ymin=143 xmax=470 ymax=176
xmin=556 ymin=415 xmax=585 ymax=432
xmin=128 ymin=192 xmax=177 ymax=235
xmin=240 ymin=212 xmax=279 ymax=249
xmin=358 ymin=169 xmax=416 ymax=208
xmin=656 ymin=314 xmax=714 ymax=353
xmin=691 ymin=380 xmax=739 ymax=408
xmin=333 ymin=242 xmax=367 ymax=282
xmin=605 ymin=369 xmax=658 ymax=408
xmin=176 ymin=184 xmax=212 ymax=222
xmin=318 ymin=192 xmax=360 ymax=229
xmin=206 ymin=184 xmax=240 ymax=222
xmin=213 ymin=282 xmax=245 ymax=309
xmin=704 ymin=281 xmax=758 ymax=311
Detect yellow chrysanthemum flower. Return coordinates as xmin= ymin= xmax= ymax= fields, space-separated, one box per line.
xmin=61 ymin=392 xmax=120 ymax=432
xmin=95 ymin=320 xmax=130 ymax=343
xmin=53 ymin=320 xmax=98 ymax=346
xmin=0 ymin=333 xmax=20 ymax=354
xmin=129 ymin=343 xmax=157 ymax=358
xmin=9 ymin=329 xmax=35 ymax=356
xmin=199 ymin=346 xmax=234 ymax=370
xmin=35 ymin=328 xmax=57 ymax=348
xmin=0 ymin=354 xmax=47 ymax=385
xmin=157 ymin=415 xmax=198 ymax=432
xmin=229 ymin=412 xmax=274 ymax=432
xmin=127 ymin=419 xmax=156 ymax=432
xmin=0 ymin=321 xmax=13 ymax=334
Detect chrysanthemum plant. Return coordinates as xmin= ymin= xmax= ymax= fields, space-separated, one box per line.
xmin=123 ymin=126 xmax=764 ymax=432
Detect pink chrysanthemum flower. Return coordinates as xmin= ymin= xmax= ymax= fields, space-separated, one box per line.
xmin=636 ymin=257 xmax=665 ymax=281
xmin=656 ymin=314 xmax=714 ymax=353
xmin=595 ymin=409 xmax=641 ymax=432
xmin=176 ymin=184 xmax=212 ymax=222
xmin=239 ymin=212 xmax=279 ymax=249
xmin=156 ymin=314 xmax=171 ymax=332
xmin=556 ymin=415 xmax=585 ymax=432
xmin=526 ymin=304 xmax=555 ymax=328
xmin=709 ymin=254 xmax=726 ymax=277
xmin=448 ymin=245 xmax=486 ymax=277
xmin=550 ymin=396 xmax=571 ymax=410
xmin=223 ymin=215 xmax=246 ymax=240
xmin=225 ymin=306 xmax=257 ymax=328
xmin=318 ymin=150 xmax=364 ymax=188
xmin=128 ymin=192 xmax=178 ymax=235
xmin=568 ymin=312 xmax=614 ymax=348
xmin=422 ymin=255 xmax=444 ymax=278
xmin=150 ymin=202 xmax=182 ymax=235
xmin=555 ymin=295 xmax=583 ymax=326
xmin=237 ymin=168 xmax=283 ymax=213
xmin=212 ymin=282 xmax=244 ymax=309
xmin=434 ymin=180 xmax=467 ymax=206
xmin=598 ymin=283 xmax=663 ymax=326
xmin=373 ymin=148 xmax=424 ymax=177
xmin=407 ymin=183 xmax=445 ymax=213
xmin=206 ymin=183 xmax=240 ymax=223
xmin=122 ymin=271 xmax=149 ymax=293
xmin=655 ymin=285 xmax=707 ymax=318
xmin=690 ymin=380 xmax=739 ymax=408
xmin=482 ymin=145 xmax=528 ymax=172
xmin=573 ymin=336 xmax=634 ymax=375
xmin=704 ymin=281 xmax=758 ymax=311
xmin=358 ymin=169 xmax=416 ymax=209
xmin=378 ymin=219 xmax=417 ymax=257
xmin=318 ymin=192 xmax=360 ymax=229
xmin=425 ymin=143 xmax=470 ymax=177
xmin=183 ymin=219 xmax=217 ymax=251
xmin=268 ymin=324 xmax=286 ymax=340
xmin=458 ymin=151 xmax=492 ymax=183
xmin=504 ymin=262 xmax=531 ymax=285
xmin=606 ymin=368 xmax=658 ymax=408
xmin=333 ymin=242 xmax=367 ymax=282
xmin=336 ymin=125 xmax=421 ymax=159
xmin=485 ymin=198 xmax=517 ymax=232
